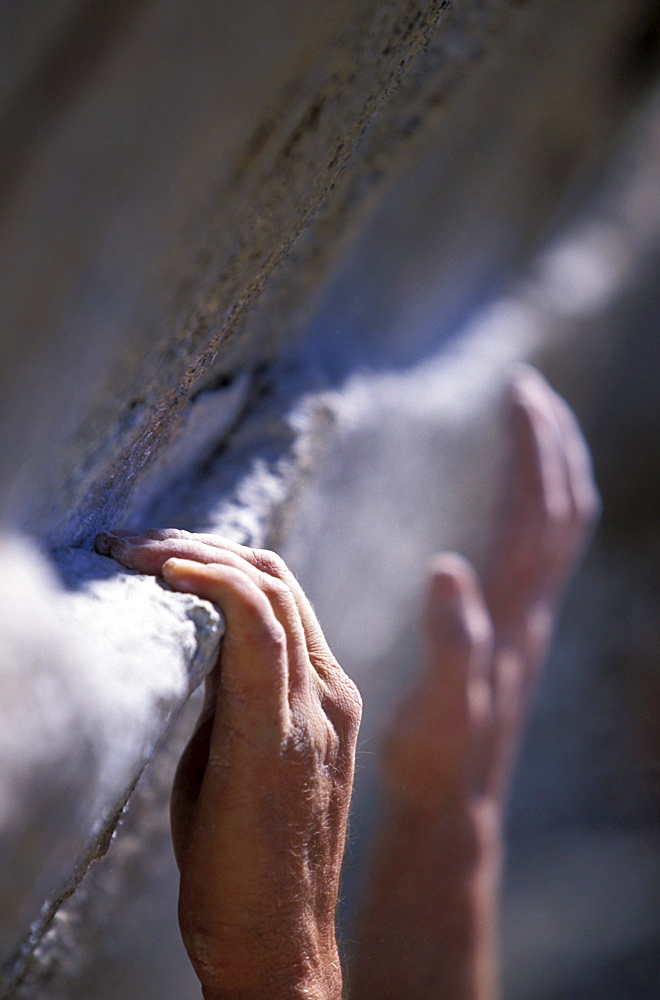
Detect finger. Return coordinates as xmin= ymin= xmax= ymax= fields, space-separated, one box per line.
xmin=93 ymin=529 xmax=141 ymax=553
xmin=483 ymin=368 xmax=572 ymax=621
xmin=529 ymin=386 xmax=600 ymax=603
xmin=162 ymin=558 xmax=291 ymax=745
xmin=96 ymin=529 xmax=335 ymax=676
xmin=96 ymin=532 xmax=233 ymax=574
xmin=192 ymin=535 xmax=335 ymax=675
xmin=510 ymin=375 xmax=599 ymax=597
xmin=487 ymin=645 xmax=526 ymax=797
xmin=97 ymin=532 xmax=317 ymax=697
xmin=423 ymin=553 xmax=492 ymax=713
xmin=507 ymin=369 xmax=572 ymax=565
xmin=546 ymin=388 xmax=601 ymax=545
xmin=164 ymin=538 xmax=353 ymax=737
xmin=97 ymin=528 xmax=304 ymax=644
xmin=206 ymin=549 xmax=313 ymax=701
xmin=426 ymin=554 xmax=494 ymax=784
xmin=381 ymin=555 xmax=492 ymax=804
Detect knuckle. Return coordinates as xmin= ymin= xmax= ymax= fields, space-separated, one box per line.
xmin=315 ymin=711 xmax=340 ymax=758
xmin=326 ymin=671 xmax=363 ymax=732
xmin=286 ymin=707 xmax=329 ymax=757
xmin=343 ymin=674 xmax=363 ymax=718
xmin=253 ymin=547 xmax=289 ymax=580
xmin=260 ymin=573 xmax=291 ymax=603
xmin=258 ymin=573 xmax=300 ymax=622
xmin=144 ymin=527 xmax=183 ymax=539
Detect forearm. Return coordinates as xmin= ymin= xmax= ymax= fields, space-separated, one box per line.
xmin=351 ymin=800 xmax=502 ymax=1000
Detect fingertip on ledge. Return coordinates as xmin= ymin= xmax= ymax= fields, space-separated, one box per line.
xmin=93 ymin=528 xmax=142 ymax=555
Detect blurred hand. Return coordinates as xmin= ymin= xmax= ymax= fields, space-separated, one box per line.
xmin=353 ymin=367 xmax=600 ymax=1000
xmin=383 ymin=365 xmax=600 ymax=817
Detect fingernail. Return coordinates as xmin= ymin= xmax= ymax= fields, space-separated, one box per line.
xmin=162 ymin=557 xmax=197 ymax=573
xmin=94 ymin=531 xmax=149 ymax=555
xmin=162 ymin=558 xmax=198 ymax=583
xmin=94 ymin=531 xmax=128 ymax=555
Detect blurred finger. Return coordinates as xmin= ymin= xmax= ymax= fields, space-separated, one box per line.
xmin=424 ymin=553 xmax=492 ymax=709
xmin=547 ymin=388 xmax=601 ymax=548
xmin=484 ymin=368 xmax=572 ymax=623
xmin=382 ymin=554 xmax=492 ymax=804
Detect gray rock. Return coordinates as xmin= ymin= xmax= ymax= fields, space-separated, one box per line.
xmin=0 ymin=541 xmax=221 ymax=993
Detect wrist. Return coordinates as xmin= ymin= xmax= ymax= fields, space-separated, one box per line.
xmin=201 ymin=966 xmax=342 ymax=1000
xmin=197 ymin=935 xmax=342 ymax=1000
xmin=181 ymin=890 xmax=343 ymax=1000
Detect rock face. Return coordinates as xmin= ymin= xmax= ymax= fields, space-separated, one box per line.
xmin=0 ymin=541 xmax=223 ymax=990
xmin=1 ymin=0 xmax=659 ymax=997
xmin=0 ymin=0 xmax=516 ymax=546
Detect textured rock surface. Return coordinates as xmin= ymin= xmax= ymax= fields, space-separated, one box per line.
xmin=6 ymin=693 xmax=205 ymax=1000
xmin=3 ymin=0 xmax=658 ymax=546
xmin=0 ymin=0 xmax=513 ymax=546
xmin=0 ymin=542 xmax=222 ymax=993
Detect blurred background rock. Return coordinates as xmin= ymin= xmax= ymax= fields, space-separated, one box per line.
xmin=0 ymin=1 xmax=658 ymax=997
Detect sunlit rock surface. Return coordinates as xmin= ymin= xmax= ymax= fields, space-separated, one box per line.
xmin=0 ymin=540 xmax=222 ymax=990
